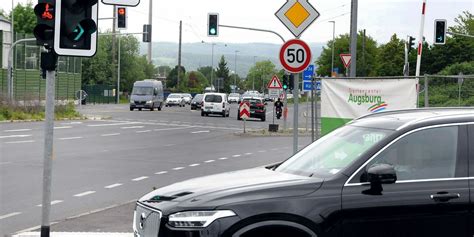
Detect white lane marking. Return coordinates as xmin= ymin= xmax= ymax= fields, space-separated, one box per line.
xmin=3 ymin=129 xmax=32 ymax=132
xmin=232 ymin=154 xmax=241 ymax=158
xmin=62 ymin=121 xmax=82 ymax=125
xmin=59 ymin=137 xmax=83 ymax=140
xmin=164 ymin=144 xmax=176 ymax=147
xmin=191 ymin=130 xmax=210 ymax=134
xmin=155 ymin=171 xmax=168 ymax=175
xmin=54 ymin=126 xmax=72 ymax=130
xmin=37 ymin=200 xmax=63 ymax=207
xmin=121 ymin=126 xmax=144 ymax=129
xmin=0 ymin=162 xmax=12 ymax=166
xmin=88 ymin=122 xmax=139 ymax=127
xmin=173 ymin=167 xmax=185 ymax=171
xmin=245 ymin=153 xmax=253 ymax=155
xmin=0 ymin=134 xmax=32 ymax=139
xmin=258 ymin=150 xmax=267 ymax=153
xmin=271 ymin=148 xmax=279 ymax=151
xmin=136 ymin=130 xmax=151 ymax=133
xmin=189 ymin=163 xmax=200 ymax=167
xmin=105 ymin=183 xmax=123 ymax=189
xmin=219 ymin=157 xmax=228 ymax=160
xmin=5 ymin=140 xmax=35 ymax=144
xmin=132 ymin=176 xmax=148 ymax=181
xmin=154 ymin=127 xmax=194 ymax=132
xmin=74 ymin=191 xmax=96 ymax=197
xmin=101 ymin=133 xmax=120 ymax=137
xmin=0 ymin=212 xmax=21 ymax=220
xmin=204 ymin=160 xmax=215 ymax=163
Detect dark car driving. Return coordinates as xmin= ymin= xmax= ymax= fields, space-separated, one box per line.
xmin=191 ymin=94 xmax=204 ymax=110
xmin=237 ymin=97 xmax=266 ymax=121
xmin=133 ymin=108 xmax=474 ymax=237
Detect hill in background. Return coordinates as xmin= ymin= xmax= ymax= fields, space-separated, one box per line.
xmin=140 ymin=42 xmax=325 ymax=77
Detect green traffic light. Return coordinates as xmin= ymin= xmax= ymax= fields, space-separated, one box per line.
xmin=210 ymin=28 xmax=216 ymax=35
xmin=283 ymin=85 xmax=288 ymax=90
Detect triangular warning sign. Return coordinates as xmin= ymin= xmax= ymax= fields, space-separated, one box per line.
xmin=340 ymin=54 xmax=352 ymax=68
xmin=267 ymin=75 xmax=283 ymax=89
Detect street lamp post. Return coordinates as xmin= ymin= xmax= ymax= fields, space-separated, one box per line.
xmin=211 ymin=43 xmax=215 ymax=91
xmin=329 ymin=21 xmax=336 ymax=76
xmin=234 ymin=50 xmax=239 ymax=93
xmin=253 ymin=56 xmax=257 ymax=91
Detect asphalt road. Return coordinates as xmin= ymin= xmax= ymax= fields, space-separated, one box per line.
xmin=0 ymin=103 xmax=314 ymax=236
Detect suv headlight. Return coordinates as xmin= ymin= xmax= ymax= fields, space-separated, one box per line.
xmin=130 ymin=99 xmax=134 ymax=104
xmin=146 ymin=100 xmax=153 ymax=104
xmin=168 ymin=210 xmax=236 ymax=228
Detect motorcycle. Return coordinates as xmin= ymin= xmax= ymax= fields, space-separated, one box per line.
xmin=276 ymin=107 xmax=282 ymax=119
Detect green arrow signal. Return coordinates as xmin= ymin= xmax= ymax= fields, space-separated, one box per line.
xmin=73 ymin=24 xmax=85 ymax=41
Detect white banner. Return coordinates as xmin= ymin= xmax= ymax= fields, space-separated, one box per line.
xmin=321 ymin=78 xmax=418 ymax=134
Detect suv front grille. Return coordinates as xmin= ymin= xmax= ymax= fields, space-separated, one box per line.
xmin=135 ymin=101 xmax=146 ymax=105
xmin=134 ymin=203 xmax=162 ymax=237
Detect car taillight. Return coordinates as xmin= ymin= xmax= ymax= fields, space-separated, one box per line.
xmin=256 ymin=103 xmax=264 ymax=107
xmin=222 ymin=102 xmax=225 ymax=108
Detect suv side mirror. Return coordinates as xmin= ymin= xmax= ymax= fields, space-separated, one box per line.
xmin=367 ymin=164 xmax=397 ymax=184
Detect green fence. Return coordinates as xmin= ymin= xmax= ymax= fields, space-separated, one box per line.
xmin=83 ymin=84 xmax=116 ymax=104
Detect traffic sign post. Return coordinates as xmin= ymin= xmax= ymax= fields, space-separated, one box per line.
xmin=239 ymin=101 xmax=250 ymax=133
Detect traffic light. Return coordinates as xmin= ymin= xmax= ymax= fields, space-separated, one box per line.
xmin=207 ymin=13 xmax=219 ymax=37
xmin=54 ymin=0 xmax=98 ymax=57
xmin=143 ymin=24 xmax=151 ymax=42
xmin=408 ymin=36 xmax=415 ymax=51
xmin=434 ymin=19 xmax=447 ymax=45
xmin=282 ymin=75 xmax=288 ymax=90
xmin=288 ymin=74 xmax=294 ymax=90
xmin=34 ymin=0 xmax=56 ymax=49
xmin=116 ymin=7 xmax=127 ymax=29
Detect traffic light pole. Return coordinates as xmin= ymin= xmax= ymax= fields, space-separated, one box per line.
xmin=40 ymin=50 xmax=58 ymax=237
xmin=293 ymin=73 xmax=299 ymax=154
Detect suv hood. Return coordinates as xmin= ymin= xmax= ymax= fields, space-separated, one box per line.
xmin=139 ymin=167 xmax=322 ymax=212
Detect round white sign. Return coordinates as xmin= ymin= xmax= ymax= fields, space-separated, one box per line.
xmin=279 ymin=39 xmax=312 ymax=73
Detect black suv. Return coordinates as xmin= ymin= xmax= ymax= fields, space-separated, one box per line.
xmin=134 ymin=108 xmax=474 ymax=237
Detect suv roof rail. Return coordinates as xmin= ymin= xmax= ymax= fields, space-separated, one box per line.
xmin=355 ymin=107 xmax=474 ymax=121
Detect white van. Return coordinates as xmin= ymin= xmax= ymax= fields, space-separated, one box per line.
xmin=201 ymin=93 xmax=230 ymax=117
xmin=130 ymin=80 xmax=164 ymax=111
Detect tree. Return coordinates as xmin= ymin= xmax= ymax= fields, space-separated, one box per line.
xmin=11 ymin=2 xmax=36 ymax=35
xmin=157 ymin=66 xmax=172 ymax=77
xmin=245 ymin=60 xmax=277 ymax=92
xmin=316 ymin=32 xmax=379 ymax=77
xmin=167 ymin=65 xmax=186 ymax=89
xmin=197 ymin=66 xmax=213 ymax=85
xmin=215 ymin=56 xmax=230 ymax=93
xmin=376 ymin=34 xmax=405 ymax=76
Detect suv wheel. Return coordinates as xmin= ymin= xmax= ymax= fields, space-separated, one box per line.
xmin=201 ymin=111 xmax=205 ymax=117
xmin=222 ymin=111 xmax=226 ymax=117
xmin=150 ymin=104 xmax=155 ymax=111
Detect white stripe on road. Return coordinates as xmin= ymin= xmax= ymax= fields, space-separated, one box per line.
xmin=258 ymin=150 xmax=267 ymax=153
xmin=173 ymin=167 xmax=185 ymax=171
xmin=218 ymin=157 xmax=228 ymax=160
xmin=204 ymin=160 xmax=215 ymax=163
xmin=121 ymin=126 xmax=144 ymax=129
xmin=244 ymin=153 xmax=253 ymax=155
xmin=191 ymin=130 xmax=210 ymax=134
xmin=189 ymin=163 xmax=200 ymax=167
xmin=0 ymin=162 xmax=12 ymax=166
xmin=101 ymin=133 xmax=120 ymax=137
xmin=37 ymin=200 xmax=63 ymax=207
xmin=59 ymin=137 xmax=83 ymax=140
xmin=136 ymin=130 xmax=151 ymax=133
xmin=155 ymin=171 xmax=168 ymax=175
xmin=132 ymin=176 xmax=148 ymax=181
xmin=88 ymin=122 xmax=139 ymax=127
xmin=105 ymin=183 xmax=123 ymax=189
xmin=0 ymin=134 xmax=32 ymax=139
xmin=232 ymin=154 xmax=241 ymax=158
xmin=3 ymin=129 xmax=32 ymax=132
xmin=0 ymin=212 xmax=21 ymax=220
xmin=153 ymin=127 xmax=194 ymax=132
xmin=5 ymin=140 xmax=35 ymax=144
xmin=54 ymin=126 xmax=72 ymax=130
xmin=74 ymin=191 xmax=95 ymax=197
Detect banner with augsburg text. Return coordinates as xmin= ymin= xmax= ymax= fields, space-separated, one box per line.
xmin=321 ymin=78 xmax=419 ymax=135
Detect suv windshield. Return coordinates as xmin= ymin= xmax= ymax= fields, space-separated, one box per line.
xmin=192 ymin=94 xmax=203 ymax=102
xmin=275 ymin=125 xmax=393 ymax=178
xmin=168 ymin=94 xmax=181 ymax=99
xmin=132 ymin=87 xmax=153 ymax=95
xmin=205 ymin=95 xmax=223 ymax=103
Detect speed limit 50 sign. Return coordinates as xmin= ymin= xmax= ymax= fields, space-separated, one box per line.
xmin=279 ymin=39 xmax=312 ymax=73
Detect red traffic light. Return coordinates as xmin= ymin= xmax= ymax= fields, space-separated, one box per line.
xmin=34 ymin=3 xmax=55 ymax=21
xmin=118 ymin=7 xmax=126 ymax=15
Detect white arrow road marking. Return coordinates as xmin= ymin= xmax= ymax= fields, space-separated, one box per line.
xmin=105 ymin=183 xmax=123 ymax=189
xmin=132 ymin=176 xmax=148 ymax=181
xmin=0 ymin=212 xmax=21 ymax=220
xmin=74 ymin=191 xmax=95 ymax=197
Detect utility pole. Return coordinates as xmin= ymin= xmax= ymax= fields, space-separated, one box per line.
xmin=178 ymin=20 xmax=182 ymax=87
xmin=253 ymin=56 xmax=256 ymax=91
xmin=293 ymin=73 xmax=299 ymax=154
xmin=329 ymin=21 xmax=335 ymax=76
xmin=211 ymin=43 xmax=215 ymax=90
xmin=147 ymin=0 xmax=153 ymax=63
xmin=117 ymin=35 xmax=121 ymax=104
xmin=349 ymin=0 xmax=358 ymax=77
xmin=234 ymin=50 xmax=239 ymax=93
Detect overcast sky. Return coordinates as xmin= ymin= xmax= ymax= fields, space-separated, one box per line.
xmin=3 ymin=0 xmax=473 ymax=45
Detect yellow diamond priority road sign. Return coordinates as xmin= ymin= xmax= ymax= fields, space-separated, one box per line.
xmin=275 ymin=0 xmax=320 ymax=38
